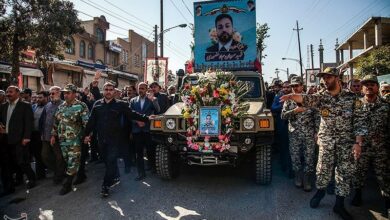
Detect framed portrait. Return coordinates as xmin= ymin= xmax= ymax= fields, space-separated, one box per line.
xmin=199 ymin=106 xmax=221 ymax=136
xmin=305 ymin=69 xmax=320 ymax=86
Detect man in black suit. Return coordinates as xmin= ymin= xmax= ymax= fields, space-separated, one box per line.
xmin=0 ymin=86 xmax=35 ymax=197
xmin=205 ymin=14 xmax=248 ymax=61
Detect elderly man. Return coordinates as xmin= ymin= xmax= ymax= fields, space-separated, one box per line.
xmin=51 ymin=84 xmax=89 ymax=195
xmin=380 ymin=83 xmax=390 ymax=102
xmin=281 ymin=76 xmax=317 ymax=191
xmin=351 ymin=74 xmax=390 ymax=217
xmin=40 ymin=86 xmax=65 ymax=184
xmin=280 ymin=67 xmax=367 ymax=220
xmin=0 ymin=86 xmax=35 ymax=197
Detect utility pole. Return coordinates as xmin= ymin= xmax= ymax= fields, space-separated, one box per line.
xmin=275 ymin=69 xmax=279 ymax=80
xmin=154 ymin=25 xmax=159 ymax=78
xmin=160 ymin=0 xmax=164 ymax=58
xmin=310 ymin=44 xmax=314 ymax=69
xmin=293 ymin=20 xmax=303 ymax=79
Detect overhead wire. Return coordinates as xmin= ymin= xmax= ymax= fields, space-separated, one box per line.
xmin=168 ymin=0 xmax=191 ymax=23
xmin=181 ymin=0 xmax=194 ymax=17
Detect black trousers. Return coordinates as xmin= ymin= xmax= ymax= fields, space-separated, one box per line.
xmin=99 ymin=142 xmax=119 ymax=187
xmin=134 ymin=132 xmax=152 ymax=175
xmin=0 ymin=135 xmax=35 ymax=191
xmin=30 ymin=131 xmax=46 ymax=178
xmin=77 ymin=143 xmax=88 ymax=176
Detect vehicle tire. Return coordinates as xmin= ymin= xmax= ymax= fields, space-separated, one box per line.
xmin=156 ymin=144 xmax=180 ymax=180
xmin=255 ymin=145 xmax=272 ymax=185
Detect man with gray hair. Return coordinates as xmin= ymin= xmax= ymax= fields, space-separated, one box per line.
xmin=40 ymin=86 xmax=66 ymax=184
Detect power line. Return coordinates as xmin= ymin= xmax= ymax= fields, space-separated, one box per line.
xmin=102 ymin=0 xmax=154 ymax=28
xmin=284 ymin=30 xmax=294 ymax=57
xmin=168 ymin=0 xmax=190 ymax=23
xmin=79 ymin=0 xmax=151 ymax=35
xmin=181 ymin=0 xmax=193 ymax=17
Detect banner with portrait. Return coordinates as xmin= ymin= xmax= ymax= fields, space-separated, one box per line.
xmin=144 ymin=57 xmax=168 ymax=86
xmin=199 ymin=106 xmax=221 ymax=136
xmin=194 ymin=0 xmax=257 ymax=72
xmin=305 ymin=69 xmax=320 ymax=86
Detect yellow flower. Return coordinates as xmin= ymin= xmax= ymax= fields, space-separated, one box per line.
xmin=219 ymin=87 xmax=228 ymax=95
xmin=183 ymin=111 xmax=191 ymax=119
xmin=191 ymin=86 xmax=199 ymax=95
xmin=221 ymin=107 xmax=232 ymax=117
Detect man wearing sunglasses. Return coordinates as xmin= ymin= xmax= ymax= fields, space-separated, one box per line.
xmin=280 ymin=67 xmax=367 ymax=220
xmin=281 ymin=76 xmax=317 ymax=192
xmin=351 ymin=74 xmax=390 ymax=217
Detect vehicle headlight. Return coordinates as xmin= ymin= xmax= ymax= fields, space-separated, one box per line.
xmin=165 ymin=119 xmax=176 ymax=130
xmin=243 ymin=118 xmax=255 ymax=130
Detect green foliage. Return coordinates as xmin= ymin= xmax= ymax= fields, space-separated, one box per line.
xmin=0 ymin=0 xmax=83 ymax=84
xmin=256 ymin=23 xmax=270 ymax=62
xmin=355 ymin=45 xmax=390 ymax=77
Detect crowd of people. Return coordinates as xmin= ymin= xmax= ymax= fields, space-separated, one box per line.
xmin=0 ymin=68 xmax=389 ymax=220
xmin=0 ymin=74 xmax=175 ymax=198
xmin=268 ymin=67 xmax=390 ymax=220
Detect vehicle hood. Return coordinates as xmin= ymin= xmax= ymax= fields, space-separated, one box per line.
xmin=164 ymin=101 xmax=264 ymax=116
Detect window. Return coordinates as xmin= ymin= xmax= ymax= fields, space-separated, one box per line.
xmin=65 ymin=37 xmax=75 ymax=54
xmin=88 ymin=43 xmax=94 ymax=60
xmin=79 ymin=40 xmax=85 ymax=58
xmin=96 ymin=28 xmax=104 ymax=43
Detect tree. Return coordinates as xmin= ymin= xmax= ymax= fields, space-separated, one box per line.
xmin=256 ymin=23 xmax=270 ymax=63
xmin=355 ymin=45 xmax=390 ymax=77
xmin=0 ymin=0 xmax=83 ymax=85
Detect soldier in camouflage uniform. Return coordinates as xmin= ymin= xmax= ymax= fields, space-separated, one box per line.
xmin=351 ymin=74 xmax=390 ymax=217
xmin=281 ymin=76 xmax=316 ymax=192
xmin=280 ymin=67 xmax=367 ymax=220
xmin=51 ymin=84 xmax=89 ymax=195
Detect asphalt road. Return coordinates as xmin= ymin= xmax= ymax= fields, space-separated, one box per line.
xmin=0 ymin=155 xmax=387 ymax=220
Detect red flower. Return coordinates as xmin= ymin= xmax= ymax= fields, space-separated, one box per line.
xmin=190 ymin=96 xmax=196 ymax=103
xmin=184 ymin=84 xmax=190 ymax=90
xmin=224 ymin=99 xmax=231 ymax=105
xmin=188 ymin=118 xmax=194 ymax=126
xmin=213 ymin=90 xmax=219 ymax=98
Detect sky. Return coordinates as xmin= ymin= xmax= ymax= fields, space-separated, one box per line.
xmin=71 ymin=0 xmax=390 ymax=83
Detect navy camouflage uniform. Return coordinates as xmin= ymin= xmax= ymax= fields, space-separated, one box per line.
xmin=52 ymin=100 xmax=89 ymax=176
xmin=352 ymin=96 xmax=390 ymax=197
xmin=302 ymin=89 xmax=367 ymax=197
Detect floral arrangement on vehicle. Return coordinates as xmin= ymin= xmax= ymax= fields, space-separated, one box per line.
xmin=181 ymin=70 xmax=250 ymax=152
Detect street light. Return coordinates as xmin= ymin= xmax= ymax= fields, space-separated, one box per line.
xmin=160 ymin=23 xmax=187 ymax=57
xmin=275 ymin=68 xmax=289 ymax=79
xmin=282 ymin=57 xmax=304 ymax=79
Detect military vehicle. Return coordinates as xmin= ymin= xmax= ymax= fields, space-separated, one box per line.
xmin=150 ymin=71 xmax=274 ymax=184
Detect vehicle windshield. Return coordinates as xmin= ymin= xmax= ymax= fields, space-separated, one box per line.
xmin=180 ymin=76 xmax=261 ymax=98
xmin=236 ymin=77 xmax=261 ymax=98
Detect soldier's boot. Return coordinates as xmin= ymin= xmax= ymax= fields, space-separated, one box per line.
xmin=303 ymin=173 xmax=312 ymax=192
xmin=333 ymin=195 xmax=353 ymax=220
xmin=383 ymin=197 xmax=389 ymax=218
xmin=351 ymin=188 xmax=362 ymax=207
xmin=310 ymin=189 xmax=325 ymax=208
xmin=294 ymin=171 xmax=303 ymax=188
xmin=73 ymin=173 xmax=87 ymax=185
xmin=59 ymin=175 xmax=74 ymax=195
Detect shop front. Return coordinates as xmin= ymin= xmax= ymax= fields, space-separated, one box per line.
xmin=0 ymin=63 xmax=44 ymax=91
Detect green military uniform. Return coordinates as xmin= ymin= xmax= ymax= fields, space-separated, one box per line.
xmin=353 ymin=75 xmax=390 ymax=198
xmin=52 ymin=85 xmax=89 ymax=176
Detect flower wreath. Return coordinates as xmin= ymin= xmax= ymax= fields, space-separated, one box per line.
xmin=181 ymin=70 xmax=250 ymax=152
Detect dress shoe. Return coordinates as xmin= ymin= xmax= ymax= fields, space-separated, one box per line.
xmin=73 ymin=174 xmax=87 ymax=185
xmin=26 ymin=180 xmax=36 ymax=189
xmin=101 ymin=186 xmax=109 ymax=198
xmin=0 ymin=188 xmax=15 ymax=197
xmin=310 ymin=189 xmax=325 ymax=208
xmin=109 ymin=178 xmax=120 ymax=188
xmin=134 ymin=174 xmax=146 ymax=181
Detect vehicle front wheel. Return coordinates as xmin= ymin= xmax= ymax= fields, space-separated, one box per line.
xmin=255 ymin=145 xmax=272 ymax=185
xmin=155 ymin=144 xmax=180 ymax=180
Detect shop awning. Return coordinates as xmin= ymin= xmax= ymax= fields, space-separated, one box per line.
xmin=111 ymin=69 xmax=138 ymax=81
xmin=0 ymin=64 xmax=43 ymax=77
